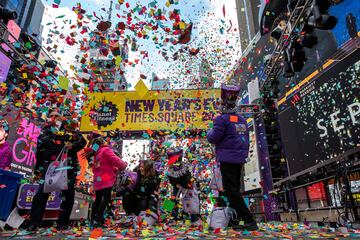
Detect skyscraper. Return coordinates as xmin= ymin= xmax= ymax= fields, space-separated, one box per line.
xmin=0 ymin=0 xmax=45 ymax=44
xmin=235 ymin=0 xmax=261 ymax=51
xmin=78 ymin=30 xmax=128 ymax=92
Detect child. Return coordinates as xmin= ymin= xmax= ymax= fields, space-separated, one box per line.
xmin=166 ymin=147 xmax=201 ymax=225
xmin=90 ymin=137 xmax=127 ymax=227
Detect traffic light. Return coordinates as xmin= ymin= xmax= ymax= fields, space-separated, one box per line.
xmin=308 ymin=0 xmax=337 ymax=30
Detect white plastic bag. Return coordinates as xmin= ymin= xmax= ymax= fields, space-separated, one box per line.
xmin=44 ymin=148 xmax=68 ymax=193
xmin=138 ymin=211 xmax=158 ymax=226
xmin=6 ymin=207 xmax=25 ymax=229
xmin=207 ymin=207 xmax=237 ymax=229
xmin=180 ymin=187 xmax=200 ymax=215
xmin=210 ymin=164 xmax=224 ymax=191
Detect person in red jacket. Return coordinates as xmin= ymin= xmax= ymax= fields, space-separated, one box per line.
xmin=89 ymin=136 xmax=127 ymax=227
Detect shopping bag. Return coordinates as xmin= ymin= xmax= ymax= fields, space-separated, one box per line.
xmin=138 ymin=211 xmax=158 ymax=226
xmin=6 ymin=207 xmax=25 ymax=229
xmin=207 ymin=207 xmax=237 ymax=229
xmin=43 ymin=148 xmax=68 ymax=193
xmin=115 ymin=171 xmax=138 ymax=193
xmin=180 ymin=187 xmax=200 ymax=215
xmin=210 ymin=163 xmax=224 ymax=191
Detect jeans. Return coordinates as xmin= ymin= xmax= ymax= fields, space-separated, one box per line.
xmin=29 ymin=172 xmax=76 ymax=228
xmin=122 ymin=191 xmax=158 ymax=215
xmin=91 ymin=187 xmax=112 ymax=224
xmin=219 ymin=162 xmax=254 ymax=226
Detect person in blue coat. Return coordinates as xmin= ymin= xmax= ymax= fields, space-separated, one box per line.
xmin=207 ymin=83 xmax=257 ymax=231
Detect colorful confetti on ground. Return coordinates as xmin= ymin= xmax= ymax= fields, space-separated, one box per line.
xmin=1 ymin=222 xmax=360 ymax=239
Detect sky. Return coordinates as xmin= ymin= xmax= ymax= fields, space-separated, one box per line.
xmin=40 ymin=0 xmax=242 ymax=89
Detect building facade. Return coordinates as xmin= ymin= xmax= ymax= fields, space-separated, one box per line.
xmin=77 ymin=30 xmax=128 ymax=92
xmin=1 ymin=0 xmax=44 ymax=44
xmin=235 ymin=0 xmax=261 ymax=51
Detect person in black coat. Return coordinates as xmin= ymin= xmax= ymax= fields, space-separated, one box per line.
xmin=28 ymin=112 xmax=86 ymax=231
xmin=122 ymin=160 xmax=160 ymax=215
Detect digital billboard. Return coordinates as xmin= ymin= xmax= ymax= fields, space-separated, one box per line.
xmin=278 ymin=49 xmax=360 ymax=175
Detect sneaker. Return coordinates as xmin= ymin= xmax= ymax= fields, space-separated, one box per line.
xmin=233 ymin=221 xmax=258 ymax=231
xmin=27 ymin=224 xmax=40 ymax=232
xmin=56 ymin=225 xmax=71 ymax=231
xmin=191 ymin=219 xmax=203 ymax=227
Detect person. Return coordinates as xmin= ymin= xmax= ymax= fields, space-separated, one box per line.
xmin=206 ymin=83 xmax=257 ymax=231
xmin=57 ymin=120 xmax=87 ymax=230
xmin=122 ymin=160 xmax=160 ymax=216
xmin=0 ymin=120 xmax=11 ymax=170
xmin=27 ymin=111 xmax=86 ymax=231
xmin=90 ymin=136 xmax=127 ymax=228
xmin=346 ymin=13 xmax=358 ymax=39
xmin=166 ymin=147 xmax=201 ymax=225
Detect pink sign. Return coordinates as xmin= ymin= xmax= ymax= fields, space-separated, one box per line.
xmin=11 ymin=119 xmax=41 ymax=174
xmin=7 ymin=20 xmax=21 ymax=43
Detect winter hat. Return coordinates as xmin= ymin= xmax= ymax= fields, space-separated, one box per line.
xmin=220 ymin=82 xmax=241 ymax=107
xmin=167 ymin=147 xmax=183 ymax=165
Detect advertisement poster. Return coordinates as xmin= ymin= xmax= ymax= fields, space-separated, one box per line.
xmin=244 ymin=122 xmax=261 ymax=191
xmin=6 ymin=117 xmax=42 ymax=177
xmin=0 ymin=52 xmax=11 ymax=83
xmin=81 ymin=89 xmax=220 ymax=132
xmin=17 ymin=184 xmax=61 ymax=210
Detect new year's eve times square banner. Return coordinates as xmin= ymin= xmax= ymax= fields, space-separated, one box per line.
xmin=80 ymin=89 xmax=221 ymax=132
xmin=278 ymin=49 xmax=360 ymax=176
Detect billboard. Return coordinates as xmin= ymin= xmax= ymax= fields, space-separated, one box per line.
xmin=0 ymin=52 xmax=11 ymax=83
xmin=0 ymin=20 xmax=21 ymax=82
xmin=80 ymin=89 xmax=220 ymax=132
xmin=9 ymin=118 xmax=42 ymax=176
xmin=278 ymin=49 xmax=360 ymax=175
xmin=244 ymin=121 xmax=261 ymax=191
xmin=329 ymin=0 xmax=360 ymax=46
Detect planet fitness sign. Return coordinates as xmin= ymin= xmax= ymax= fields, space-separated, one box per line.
xmin=81 ymin=89 xmax=220 ymax=131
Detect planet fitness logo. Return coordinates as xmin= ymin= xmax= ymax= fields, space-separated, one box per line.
xmin=90 ymin=99 xmax=119 ymax=128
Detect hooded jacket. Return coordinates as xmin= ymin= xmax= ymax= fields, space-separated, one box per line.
xmin=35 ymin=126 xmax=86 ymax=178
xmin=35 ymin=125 xmax=69 ymax=177
xmin=207 ymin=113 xmax=249 ymax=164
xmin=92 ymin=145 xmax=127 ymax=191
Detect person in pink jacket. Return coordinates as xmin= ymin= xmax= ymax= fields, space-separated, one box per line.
xmin=89 ymin=136 xmax=127 ymax=227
